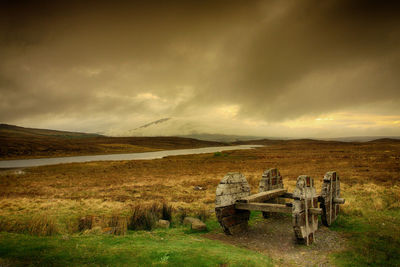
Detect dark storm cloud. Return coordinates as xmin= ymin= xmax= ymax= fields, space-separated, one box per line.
xmin=0 ymin=0 xmax=399 ymax=134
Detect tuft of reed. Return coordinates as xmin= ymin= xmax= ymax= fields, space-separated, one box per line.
xmin=128 ymin=203 xmax=159 ymax=231
xmin=28 ymin=214 xmax=59 ymax=236
xmin=0 ymin=214 xmax=59 ymax=236
xmin=176 ymin=208 xmax=188 ymax=224
xmin=109 ymin=215 xmax=128 ymax=235
xmin=161 ymin=202 xmax=173 ymax=221
xmin=196 ymin=208 xmax=209 ymax=222
xmin=78 ymin=214 xmax=128 ymax=235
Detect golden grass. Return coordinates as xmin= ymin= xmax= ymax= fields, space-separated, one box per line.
xmin=0 ymin=140 xmax=399 ymax=235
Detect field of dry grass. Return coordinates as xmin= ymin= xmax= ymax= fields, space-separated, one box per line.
xmin=1 ymin=139 xmax=399 ymax=227
xmin=0 ymin=139 xmax=399 ymax=265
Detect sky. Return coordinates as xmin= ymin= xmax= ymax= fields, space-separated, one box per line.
xmin=1 ymin=0 xmax=400 ymax=138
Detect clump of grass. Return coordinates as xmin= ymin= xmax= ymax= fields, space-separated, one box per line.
xmin=64 ymin=216 xmax=80 ymax=234
xmin=0 ymin=216 xmax=23 ymax=233
xmin=109 ymin=215 xmax=128 ymax=235
xmin=177 ymin=208 xmax=188 ymax=224
xmin=128 ymin=204 xmax=158 ymax=230
xmin=0 ymin=214 xmax=59 ymax=236
xmin=78 ymin=215 xmax=98 ymax=231
xmin=78 ymin=215 xmax=128 ymax=235
xmin=213 ymin=152 xmax=222 ymax=157
xmin=213 ymin=152 xmax=229 ymax=157
xmin=28 ymin=214 xmax=59 ymax=236
xmin=196 ymin=208 xmax=209 ymax=222
xmin=161 ymin=203 xmax=172 ymax=221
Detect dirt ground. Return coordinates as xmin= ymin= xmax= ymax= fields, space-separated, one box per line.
xmin=206 ymin=214 xmax=346 ymax=266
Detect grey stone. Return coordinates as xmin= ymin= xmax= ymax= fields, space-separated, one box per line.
xmin=183 ymin=217 xmax=200 ymax=226
xmin=156 ymin=219 xmax=170 ymax=229
xmin=191 ymin=220 xmax=207 ymax=231
xmin=193 ymin=186 xmax=205 ymax=190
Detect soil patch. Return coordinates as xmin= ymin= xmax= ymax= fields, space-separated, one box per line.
xmin=205 ymin=215 xmax=346 ymax=266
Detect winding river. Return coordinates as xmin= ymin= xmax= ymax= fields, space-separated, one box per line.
xmin=0 ymin=144 xmax=263 ymax=168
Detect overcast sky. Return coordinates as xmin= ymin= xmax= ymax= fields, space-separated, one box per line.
xmin=1 ymin=0 xmax=400 ymax=137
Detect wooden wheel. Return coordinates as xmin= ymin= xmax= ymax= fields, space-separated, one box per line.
xmin=292 ymin=175 xmax=319 ymax=245
xmin=320 ymin=171 xmax=345 ymax=227
xmin=215 ymin=172 xmax=251 ymax=235
xmin=259 ymin=168 xmax=285 ymax=218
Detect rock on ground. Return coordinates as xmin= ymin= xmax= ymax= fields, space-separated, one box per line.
xmin=191 ymin=220 xmax=207 ymax=231
xmin=183 ymin=217 xmax=200 ymax=226
xmin=157 ymin=219 xmax=170 ymax=229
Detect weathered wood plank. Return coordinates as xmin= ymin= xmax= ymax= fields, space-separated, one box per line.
xmin=235 ymin=202 xmax=292 ymax=213
xmin=236 ymin=188 xmax=287 ymax=203
xmin=308 ymin=208 xmax=323 ymax=215
xmin=281 ymin=192 xmax=294 ymax=199
xmin=333 ymin=197 xmax=345 ymax=204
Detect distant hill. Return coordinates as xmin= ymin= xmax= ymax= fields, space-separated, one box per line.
xmin=2 ymin=123 xmax=399 ymax=160
xmin=0 ymin=124 xmax=101 ymax=139
xmin=318 ymin=136 xmax=400 ymax=142
xmin=0 ymin=124 xmax=226 ymax=160
xmin=178 ymin=133 xmax=266 ymax=142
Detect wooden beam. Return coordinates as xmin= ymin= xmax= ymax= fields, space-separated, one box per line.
xmin=282 ymin=192 xmax=293 ymax=199
xmin=236 ymin=188 xmax=287 ymax=203
xmin=333 ymin=198 xmax=345 ymax=204
xmin=235 ymin=202 xmax=292 ymax=213
xmin=309 ymin=208 xmax=322 ymax=215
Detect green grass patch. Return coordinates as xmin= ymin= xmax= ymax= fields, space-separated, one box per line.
xmin=213 ymin=152 xmax=228 ymax=157
xmin=0 ymin=226 xmax=273 ymax=266
xmin=330 ymin=209 xmax=400 ymax=267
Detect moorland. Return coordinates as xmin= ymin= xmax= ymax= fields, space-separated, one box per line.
xmin=0 ymin=125 xmax=399 ymax=266
xmin=0 ymin=124 xmax=226 ymax=159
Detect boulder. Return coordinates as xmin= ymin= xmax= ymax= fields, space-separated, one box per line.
xmin=157 ymin=219 xmax=170 ymax=229
xmin=183 ymin=217 xmax=200 ymax=226
xmin=191 ymin=220 xmax=207 ymax=231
